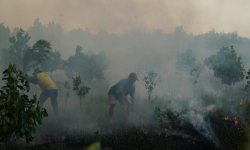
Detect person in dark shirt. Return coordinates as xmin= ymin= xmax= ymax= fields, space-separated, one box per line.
xmin=108 ymin=72 xmax=139 ymax=123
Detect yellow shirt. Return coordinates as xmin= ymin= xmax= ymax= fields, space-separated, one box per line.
xmin=37 ymin=72 xmax=57 ymax=90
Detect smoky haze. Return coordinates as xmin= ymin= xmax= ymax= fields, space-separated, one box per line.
xmin=1 ymin=1 xmax=250 ymax=140
xmin=1 ymin=0 xmax=250 ymax=37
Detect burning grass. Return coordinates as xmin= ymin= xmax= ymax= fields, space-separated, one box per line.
xmin=2 ymin=93 xmax=250 ymax=150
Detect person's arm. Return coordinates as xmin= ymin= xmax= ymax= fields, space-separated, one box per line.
xmin=118 ymin=90 xmax=132 ymax=105
xmin=131 ymin=97 xmax=135 ymax=112
xmin=27 ymin=75 xmax=38 ymax=84
xmin=130 ymin=86 xmax=135 ymax=112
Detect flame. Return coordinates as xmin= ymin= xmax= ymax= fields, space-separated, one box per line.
xmin=225 ymin=116 xmax=229 ymax=120
xmin=234 ymin=117 xmax=238 ymax=126
xmin=239 ymin=99 xmax=243 ymax=105
xmin=169 ymin=125 xmax=172 ymax=129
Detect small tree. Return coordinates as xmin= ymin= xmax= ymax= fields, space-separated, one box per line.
xmin=190 ymin=62 xmax=204 ymax=97
xmin=143 ymin=71 xmax=158 ymax=102
xmin=176 ymin=49 xmax=204 ymax=97
xmin=64 ymin=81 xmax=70 ymax=113
xmin=0 ymin=63 xmax=48 ymax=150
xmin=72 ymin=76 xmax=91 ymax=120
xmin=212 ymin=46 xmax=244 ymax=91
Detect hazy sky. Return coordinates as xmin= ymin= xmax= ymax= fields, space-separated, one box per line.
xmin=1 ymin=0 xmax=250 ymax=37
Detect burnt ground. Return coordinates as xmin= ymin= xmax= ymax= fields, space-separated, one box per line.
xmin=2 ymin=109 xmax=247 ymax=150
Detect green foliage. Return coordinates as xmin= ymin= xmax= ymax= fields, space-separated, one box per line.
xmin=0 ymin=63 xmax=48 ymax=148
xmin=212 ymin=46 xmax=244 ymax=89
xmin=0 ymin=23 xmax=10 ymax=50
xmin=143 ymin=71 xmax=158 ymax=102
xmin=41 ymin=50 xmax=62 ymax=76
xmin=23 ymin=39 xmax=52 ymax=73
xmin=64 ymin=81 xmax=70 ymax=113
xmin=72 ymin=76 xmax=91 ymax=119
xmin=0 ymin=28 xmax=30 ymax=71
xmin=154 ymin=105 xmax=184 ymax=128
xmin=204 ymin=46 xmax=231 ymax=70
xmin=63 ymin=45 xmax=109 ymax=83
xmin=245 ymin=69 xmax=250 ymax=93
xmin=175 ymin=49 xmax=204 ymax=97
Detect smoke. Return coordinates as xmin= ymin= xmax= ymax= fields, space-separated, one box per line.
xmin=2 ymin=0 xmax=250 ymax=38
xmin=184 ymin=106 xmax=221 ymax=147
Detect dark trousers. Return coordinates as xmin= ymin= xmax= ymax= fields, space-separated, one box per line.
xmin=39 ymin=92 xmax=58 ymax=116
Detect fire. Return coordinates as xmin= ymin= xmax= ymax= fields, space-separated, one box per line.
xmin=225 ymin=116 xmax=229 ymax=120
xmin=233 ymin=117 xmax=238 ymax=126
xmin=169 ymin=125 xmax=172 ymax=129
xmin=239 ymin=99 xmax=243 ymax=105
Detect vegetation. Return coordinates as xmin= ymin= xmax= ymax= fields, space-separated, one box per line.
xmin=205 ymin=46 xmax=244 ymax=91
xmin=41 ymin=50 xmax=62 ymax=77
xmin=63 ymin=45 xmax=109 ymax=83
xmin=143 ymin=71 xmax=158 ymax=102
xmin=63 ymin=81 xmax=70 ymax=113
xmin=72 ymin=76 xmax=91 ymax=120
xmin=175 ymin=49 xmax=204 ymax=97
xmin=0 ymin=64 xmax=48 ymax=150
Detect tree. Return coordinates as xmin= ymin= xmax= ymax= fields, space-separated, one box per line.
xmin=0 ymin=23 xmax=10 ymax=50
xmin=0 ymin=28 xmax=52 ymax=74
xmin=212 ymin=46 xmax=244 ymax=91
xmin=143 ymin=71 xmax=158 ymax=102
xmin=63 ymin=45 xmax=109 ymax=83
xmin=41 ymin=50 xmax=62 ymax=77
xmin=72 ymin=76 xmax=91 ymax=120
xmin=175 ymin=49 xmax=204 ymax=97
xmin=23 ymin=39 xmax=52 ymax=73
xmin=0 ymin=63 xmax=48 ymax=150
xmin=0 ymin=28 xmax=30 ymax=71
xmin=204 ymin=46 xmax=231 ymax=71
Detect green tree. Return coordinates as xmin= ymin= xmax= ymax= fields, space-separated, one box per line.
xmin=204 ymin=46 xmax=231 ymax=71
xmin=41 ymin=50 xmax=62 ymax=77
xmin=175 ymin=49 xmax=204 ymax=97
xmin=0 ymin=64 xmax=48 ymax=150
xmin=212 ymin=46 xmax=244 ymax=91
xmin=23 ymin=39 xmax=52 ymax=73
xmin=0 ymin=28 xmax=30 ymax=71
xmin=72 ymin=76 xmax=91 ymax=120
xmin=0 ymin=28 xmax=52 ymax=74
xmin=63 ymin=45 xmax=109 ymax=83
xmin=0 ymin=23 xmax=10 ymax=50
xmin=143 ymin=71 xmax=158 ymax=102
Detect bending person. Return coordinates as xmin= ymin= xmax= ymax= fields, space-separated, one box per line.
xmin=108 ymin=72 xmax=139 ymax=123
xmin=27 ymin=68 xmax=59 ymax=116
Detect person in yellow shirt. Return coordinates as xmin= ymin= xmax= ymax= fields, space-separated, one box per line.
xmin=27 ymin=68 xmax=59 ymax=116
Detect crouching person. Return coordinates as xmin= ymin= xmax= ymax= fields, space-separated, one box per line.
xmin=27 ymin=68 xmax=59 ymax=116
xmin=108 ymin=72 xmax=139 ymax=123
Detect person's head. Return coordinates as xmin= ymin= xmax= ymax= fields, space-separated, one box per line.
xmin=128 ymin=72 xmax=139 ymax=84
xmin=32 ymin=68 xmax=43 ymax=75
